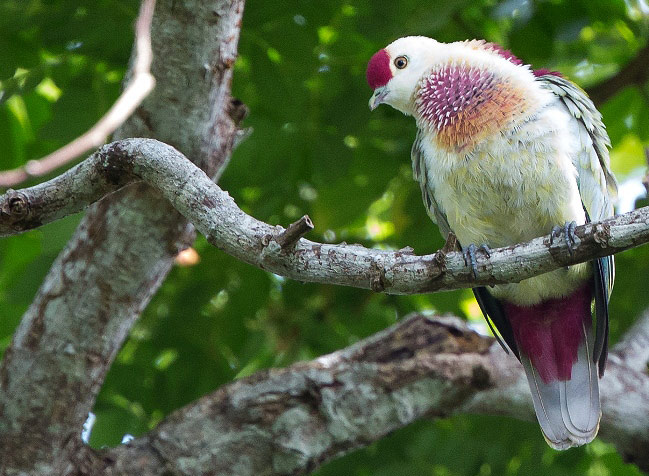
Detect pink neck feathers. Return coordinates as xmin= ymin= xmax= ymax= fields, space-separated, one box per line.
xmin=416 ymin=64 xmax=497 ymax=130
xmin=485 ymin=41 xmax=563 ymax=78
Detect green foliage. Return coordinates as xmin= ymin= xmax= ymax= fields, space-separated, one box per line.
xmin=1 ymin=0 xmax=648 ymax=474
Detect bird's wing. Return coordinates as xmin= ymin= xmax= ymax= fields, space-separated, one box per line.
xmin=411 ymin=130 xmax=452 ymax=238
xmin=473 ymin=287 xmax=519 ymax=358
xmin=537 ymin=74 xmax=616 ymax=221
xmin=537 ymin=73 xmax=617 ymax=375
xmin=412 ymin=130 xmax=519 ymax=357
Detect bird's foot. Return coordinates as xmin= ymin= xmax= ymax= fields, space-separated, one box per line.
xmin=463 ymin=243 xmax=491 ymax=279
xmin=550 ymin=221 xmax=577 ymax=255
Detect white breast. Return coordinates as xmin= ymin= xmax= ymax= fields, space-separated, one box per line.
xmin=419 ymin=96 xmax=589 ymax=305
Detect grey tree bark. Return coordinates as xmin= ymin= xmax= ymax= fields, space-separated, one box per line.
xmin=96 ymin=312 xmax=649 ymax=475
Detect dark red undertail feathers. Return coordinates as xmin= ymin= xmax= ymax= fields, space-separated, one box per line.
xmin=504 ymin=284 xmax=592 ymax=383
xmin=366 ymin=49 xmax=392 ymax=89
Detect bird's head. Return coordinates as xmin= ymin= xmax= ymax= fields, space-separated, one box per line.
xmin=366 ymin=36 xmax=441 ymax=115
xmin=367 ymin=37 xmax=552 ymax=150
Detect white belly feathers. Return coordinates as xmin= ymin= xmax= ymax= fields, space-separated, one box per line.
xmin=419 ymin=100 xmax=589 ymax=305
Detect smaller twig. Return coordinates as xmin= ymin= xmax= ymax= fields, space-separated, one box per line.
xmin=0 ymin=0 xmax=157 ymax=189
xmin=432 ymin=231 xmax=459 ymax=273
xmin=275 ymin=215 xmax=314 ymax=249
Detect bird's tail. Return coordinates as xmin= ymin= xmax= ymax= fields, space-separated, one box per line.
xmin=520 ymin=323 xmax=600 ymax=449
xmin=505 ymin=284 xmax=601 ymax=449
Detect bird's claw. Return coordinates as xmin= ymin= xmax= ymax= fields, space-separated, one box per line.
xmin=550 ymin=221 xmax=577 ymax=255
xmin=478 ymin=243 xmax=491 ymax=258
xmin=463 ymin=243 xmax=491 ymax=279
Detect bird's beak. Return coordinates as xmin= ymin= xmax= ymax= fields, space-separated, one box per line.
xmin=369 ymin=87 xmax=389 ymax=111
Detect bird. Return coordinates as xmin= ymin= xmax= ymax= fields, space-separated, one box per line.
xmin=366 ymin=36 xmax=617 ymax=449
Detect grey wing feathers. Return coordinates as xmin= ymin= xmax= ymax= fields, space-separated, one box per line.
xmin=538 ymin=74 xmax=617 ymax=205
xmin=537 ymin=75 xmax=616 ymax=300
xmin=538 ymin=73 xmax=616 ymax=375
xmin=411 ymin=130 xmax=452 ymax=238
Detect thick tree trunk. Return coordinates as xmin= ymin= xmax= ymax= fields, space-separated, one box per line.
xmin=0 ymin=1 xmax=244 ymax=473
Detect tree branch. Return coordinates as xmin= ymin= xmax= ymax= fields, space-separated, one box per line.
xmin=0 ymin=0 xmax=157 ymax=188
xmin=1 ymin=138 xmax=648 ymax=295
xmin=70 ymin=312 xmax=649 ymax=475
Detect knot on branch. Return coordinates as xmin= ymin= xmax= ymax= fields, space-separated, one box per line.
xmin=592 ymin=223 xmax=611 ymax=248
xmin=227 ymin=97 xmax=249 ymax=125
xmin=369 ymin=261 xmax=387 ymax=292
xmin=260 ymin=235 xmax=282 ymax=259
xmin=96 ymin=142 xmax=137 ymax=186
xmin=432 ymin=250 xmax=448 ymax=275
xmin=1 ymin=190 xmax=30 ymax=222
xmin=0 ymin=190 xmax=38 ymax=233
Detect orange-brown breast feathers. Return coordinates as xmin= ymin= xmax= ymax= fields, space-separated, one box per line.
xmin=414 ymin=62 xmax=531 ymax=152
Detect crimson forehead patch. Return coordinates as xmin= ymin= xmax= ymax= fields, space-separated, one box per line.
xmin=366 ymin=49 xmax=392 ymax=89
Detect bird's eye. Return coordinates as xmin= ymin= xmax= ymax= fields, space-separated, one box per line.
xmin=394 ymin=56 xmax=408 ymax=69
